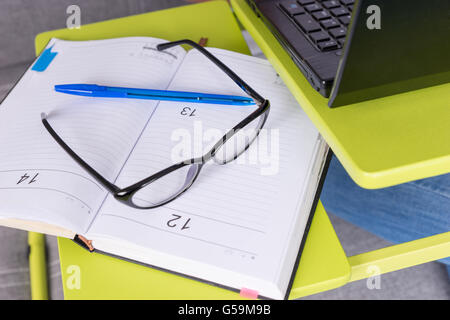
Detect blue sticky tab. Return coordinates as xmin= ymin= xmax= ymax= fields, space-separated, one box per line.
xmin=32 ymin=46 xmax=58 ymax=72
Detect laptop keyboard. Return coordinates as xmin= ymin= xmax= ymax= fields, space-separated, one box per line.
xmin=279 ymin=0 xmax=354 ymax=51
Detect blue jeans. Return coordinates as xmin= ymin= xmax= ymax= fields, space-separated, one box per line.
xmin=321 ymin=156 xmax=450 ymax=276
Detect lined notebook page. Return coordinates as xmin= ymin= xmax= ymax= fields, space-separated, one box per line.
xmin=89 ymin=48 xmax=321 ymax=298
xmin=0 ymin=37 xmax=186 ymax=233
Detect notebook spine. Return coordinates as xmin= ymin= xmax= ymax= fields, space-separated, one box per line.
xmin=73 ymin=234 xmax=95 ymax=252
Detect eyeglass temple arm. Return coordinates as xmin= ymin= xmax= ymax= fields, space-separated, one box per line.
xmin=41 ymin=113 xmax=120 ymax=194
xmin=157 ymin=40 xmax=265 ymax=105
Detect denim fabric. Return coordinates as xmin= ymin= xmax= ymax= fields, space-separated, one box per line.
xmin=321 ymin=156 xmax=450 ymax=274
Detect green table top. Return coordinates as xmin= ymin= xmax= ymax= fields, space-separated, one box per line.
xmin=232 ymin=0 xmax=450 ymax=189
xmin=35 ymin=1 xmax=350 ymax=299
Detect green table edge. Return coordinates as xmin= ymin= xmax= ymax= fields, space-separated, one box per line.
xmin=28 ymin=232 xmax=49 ymax=300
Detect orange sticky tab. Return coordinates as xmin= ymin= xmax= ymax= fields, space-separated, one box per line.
xmin=240 ymin=288 xmax=258 ymax=299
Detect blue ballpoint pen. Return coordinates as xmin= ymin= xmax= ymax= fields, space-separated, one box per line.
xmin=54 ymin=84 xmax=255 ymax=106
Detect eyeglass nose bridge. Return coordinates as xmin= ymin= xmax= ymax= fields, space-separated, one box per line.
xmin=113 ymin=189 xmax=134 ymax=204
xmin=113 ymin=162 xmax=203 ymax=209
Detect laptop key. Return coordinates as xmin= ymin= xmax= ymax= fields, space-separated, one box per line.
xmin=309 ymin=30 xmax=330 ymax=43
xmin=322 ymin=0 xmax=340 ymax=9
xmin=280 ymin=1 xmax=305 ymax=16
xmin=294 ymin=14 xmax=321 ymax=33
xmin=330 ymin=27 xmax=347 ymax=38
xmin=337 ymin=38 xmax=346 ymax=47
xmin=340 ymin=0 xmax=354 ymax=5
xmin=320 ymin=18 xmax=339 ymax=29
xmin=305 ymin=3 xmax=322 ymax=13
xmin=312 ymin=10 xmax=331 ymax=20
xmin=298 ymin=0 xmax=315 ymax=5
xmin=339 ymin=15 xmax=351 ymax=25
xmin=331 ymin=6 xmax=349 ymax=16
xmin=318 ymin=39 xmax=338 ymax=51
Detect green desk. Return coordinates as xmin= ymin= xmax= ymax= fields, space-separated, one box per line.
xmin=34 ymin=1 xmax=350 ymax=300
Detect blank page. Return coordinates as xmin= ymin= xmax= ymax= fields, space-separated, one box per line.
xmin=89 ymin=48 xmax=322 ymax=298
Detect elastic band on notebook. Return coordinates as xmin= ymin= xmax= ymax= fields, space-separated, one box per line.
xmin=74 ymin=234 xmax=95 ymax=252
xmin=240 ymin=288 xmax=258 ymax=299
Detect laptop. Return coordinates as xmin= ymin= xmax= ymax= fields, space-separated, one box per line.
xmin=247 ymin=0 xmax=450 ymax=107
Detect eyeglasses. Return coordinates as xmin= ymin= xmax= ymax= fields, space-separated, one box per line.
xmin=41 ymin=39 xmax=270 ymax=209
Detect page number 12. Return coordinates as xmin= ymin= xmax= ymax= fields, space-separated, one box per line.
xmin=167 ymin=214 xmax=191 ymax=230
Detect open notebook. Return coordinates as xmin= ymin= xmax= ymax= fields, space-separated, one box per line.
xmin=0 ymin=37 xmax=329 ymax=300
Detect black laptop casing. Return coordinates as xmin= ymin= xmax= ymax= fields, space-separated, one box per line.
xmin=330 ymin=0 xmax=450 ymax=107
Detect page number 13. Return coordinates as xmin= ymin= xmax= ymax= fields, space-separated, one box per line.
xmin=180 ymin=107 xmax=196 ymax=117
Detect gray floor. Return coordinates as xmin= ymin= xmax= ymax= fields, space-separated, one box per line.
xmin=0 ymin=8 xmax=448 ymax=301
xmin=0 ymin=227 xmax=30 ymax=300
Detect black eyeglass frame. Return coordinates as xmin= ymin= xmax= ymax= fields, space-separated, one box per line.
xmin=41 ymin=39 xmax=270 ymax=209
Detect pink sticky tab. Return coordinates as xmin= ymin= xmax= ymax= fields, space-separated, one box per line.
xmin=240 ymin=288 xmax=258 ymax=299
